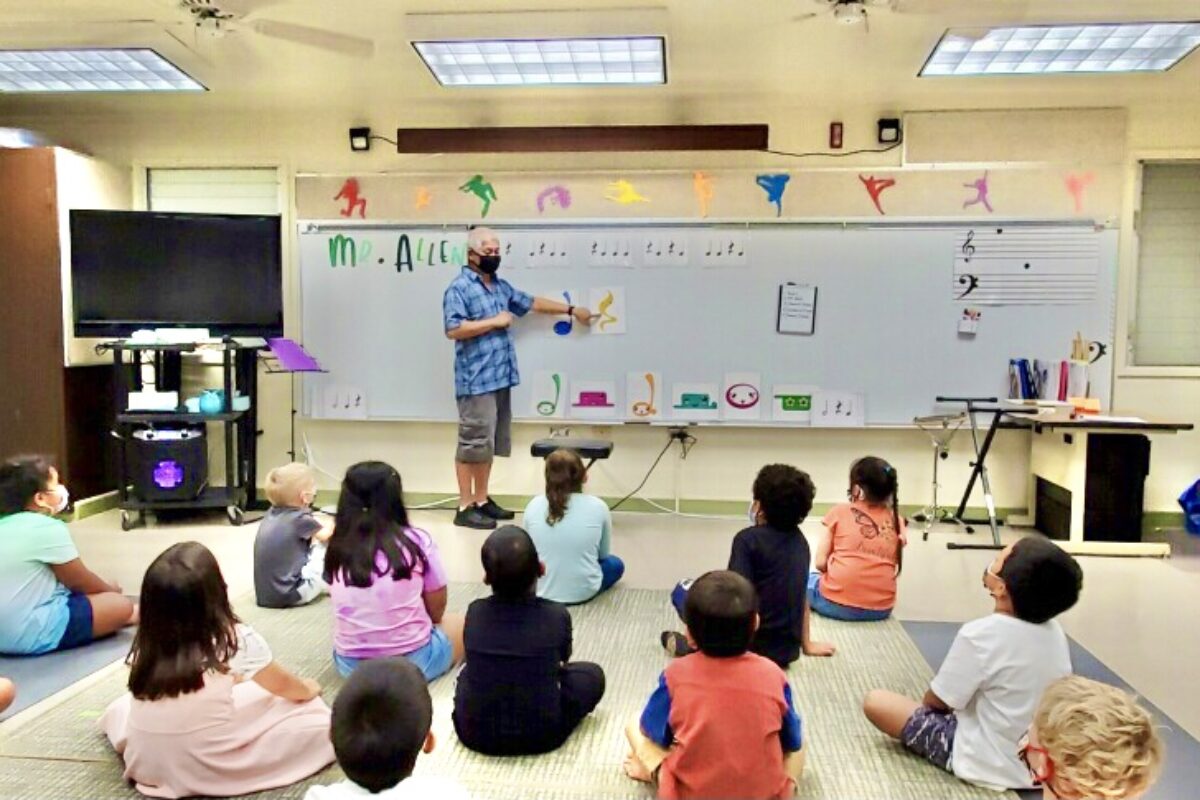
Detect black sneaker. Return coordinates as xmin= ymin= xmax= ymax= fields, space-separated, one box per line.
xmin=660 ymin=630 xmax=694 ymax=658
xmin=454 ymin=506 xmax=496 ymax=530
xmin=477 ymin=496 xmax=515 ymax=520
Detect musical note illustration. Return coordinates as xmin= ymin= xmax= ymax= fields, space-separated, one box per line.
xmin=597 ymin=290 xmax=617 ymax=331
xmin=591 ymin=242 xmax=599 ymax=255
xmin=631 ymin=373 xmax=658 ymax=417
xmin=962 ymin=230 xmax=976 ymax=262
xmin=537 ymin=373 xmax=562 ymax=416
xmin=1088 ymin=341 xmax=1108 ymax=364
xmin=553 ymin=291 xmax=574 ymax=336
xmin=705 ymin=244 xmax=713 ymax=257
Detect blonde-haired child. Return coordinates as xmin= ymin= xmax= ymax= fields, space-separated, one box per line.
xmin=1021 ymin=676 xmax=1163 ymax=799
xmin=253 ymin=463 xmax=332 ymax=609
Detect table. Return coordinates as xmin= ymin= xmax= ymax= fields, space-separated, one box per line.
xmin=1009 ymin=416 xmax=1193 ymax=557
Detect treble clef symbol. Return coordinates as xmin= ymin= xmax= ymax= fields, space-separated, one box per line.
xmin=961 ymin=230 xmax=976 ymax=262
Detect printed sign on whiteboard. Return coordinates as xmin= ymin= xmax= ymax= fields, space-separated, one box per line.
xmin=953 ymin=226 xmax=1099 ymax=305
xmin=777 ymin=284 xmax=817 ymax=335
xmin=671 ymin=382 xmax=721 ymax=422
xmin=771 ymin=384 xmax=816 ymax=424
xmin=701 ymin=233 xmax=748 ymax=267
xmin=531 ymin=371 xmax=568 ymax=419
xmin=626 ymin=371 xmax=662 ymax=420
xmin=570 ymin=379 xmax=620 ymax=421
xmin=643 ymin=233 xmax=689 ymax=267
xmin=722 ymin=373 xmax=763 ymax=421
xmin=587 ymin=236 xmax=634 ymax=268
xmin=322 ymin=385 xmax=367 ymax=420
xmin=812 ymin=390 xmax=865 ymax=428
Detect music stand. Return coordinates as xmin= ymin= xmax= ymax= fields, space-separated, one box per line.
xmin=912 ymin=412 xmax=968 ymax=540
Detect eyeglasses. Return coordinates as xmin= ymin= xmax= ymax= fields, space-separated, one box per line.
xmin=1018 ymin=731 xmax=1059 ymax=798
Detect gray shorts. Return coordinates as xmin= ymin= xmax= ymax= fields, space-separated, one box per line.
xmin=456 ymin=388 xmax=512 ymax=463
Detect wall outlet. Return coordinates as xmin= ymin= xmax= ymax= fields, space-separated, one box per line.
xmin=550 ymin=426 xmax=572 ymax=438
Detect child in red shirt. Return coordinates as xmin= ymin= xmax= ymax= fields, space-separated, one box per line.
xmin=624 ymin=570 xmax=805 ymax=799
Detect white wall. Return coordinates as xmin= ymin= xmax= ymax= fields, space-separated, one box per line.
xmin=9 ymin=102 xmax=1197 ymax=513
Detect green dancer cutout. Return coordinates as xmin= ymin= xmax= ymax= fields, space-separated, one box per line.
xmin=459 ymin=174 xmax=497 ymax=217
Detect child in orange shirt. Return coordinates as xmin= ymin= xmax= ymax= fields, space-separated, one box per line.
xmin=810 ymin=457 xmax=905 ymax=622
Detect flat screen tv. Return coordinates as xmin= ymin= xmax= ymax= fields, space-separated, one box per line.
xmin=71 ymin=209 xmax=283 ymax=338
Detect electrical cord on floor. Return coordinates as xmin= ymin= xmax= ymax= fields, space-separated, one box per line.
xmin=608 ymin=434 xmax=693 ymax=512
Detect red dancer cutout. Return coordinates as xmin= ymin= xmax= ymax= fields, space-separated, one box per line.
xmin=859 ymin=174 xmax=896 ymax=215
xmin=334 ymin=178 xmax=367 ymax=218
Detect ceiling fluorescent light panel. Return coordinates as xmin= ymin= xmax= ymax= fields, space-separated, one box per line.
xmin=0 ymin=49 xmax=204 ymax=93
xmin=412 ymin=37 xmax=666 ymax=87
xmin=921 ymin=22 xmax=1200 ymax=76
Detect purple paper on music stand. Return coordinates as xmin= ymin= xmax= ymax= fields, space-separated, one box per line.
xmin=268 ymin=338 xmax=323 ymax=372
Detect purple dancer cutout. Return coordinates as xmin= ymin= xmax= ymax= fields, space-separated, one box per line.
xmin=963 ymin=171 xmax=993 ymax=212
xmin=537 ymin=185 xmax=572 ymax=214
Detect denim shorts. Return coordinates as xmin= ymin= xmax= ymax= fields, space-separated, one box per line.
xmin=806 ymin=572 xmax=892 ymax=622
xmin=334 ymin=625 xmax=453 ymax=682
xmin=54 ymin=592 xmax=94 ymax=652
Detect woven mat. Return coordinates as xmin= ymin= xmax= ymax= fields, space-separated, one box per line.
xmin=0 ymin=585 xmax=1015 ymax=800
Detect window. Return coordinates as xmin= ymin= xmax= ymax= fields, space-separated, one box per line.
xmin=1132 ymin=162 xmax=1200 ymax=367
xmin=146 ymin=167 xmax=279 ymax=215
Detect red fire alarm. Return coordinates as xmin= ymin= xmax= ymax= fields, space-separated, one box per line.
xmin=829 ymin=121 xmax=844 ymax=149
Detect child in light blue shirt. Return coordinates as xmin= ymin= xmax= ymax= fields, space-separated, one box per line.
xmin=523 ymin=449 xmax=623 ymax=604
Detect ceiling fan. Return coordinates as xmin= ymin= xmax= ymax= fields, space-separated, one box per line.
xmin=159 ymin=0 xmax=375 ymax=58
xmin=0 ymin=0 xmax=375 ymax=59
xmin=793 ymin=0 xmax=1032 ymax=30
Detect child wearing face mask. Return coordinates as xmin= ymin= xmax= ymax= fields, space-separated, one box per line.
xmin=253 ymin=463 xmax=333 ymax=609
xmin=0 ymin=456 xmax=137 ymax=656
xmin=862 ymin=537 xmax=1083 ymax=792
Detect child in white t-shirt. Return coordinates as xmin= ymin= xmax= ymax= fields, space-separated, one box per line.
xmin=862 ymin=537 xmax=1083 ymax=791
xmin=305 ymin=659 xmax=469 ymax=800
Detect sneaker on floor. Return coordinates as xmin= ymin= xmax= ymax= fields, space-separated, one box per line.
xmin=660 ymin=630 xmax=694 ymax=658
xmin=477 ymin=496 xmax=515 ymax=520
xmin=454 ymin=506 xmax=497 ymax=529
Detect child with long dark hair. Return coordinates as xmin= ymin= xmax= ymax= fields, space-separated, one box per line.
xmin=99 ymin=542 xmax=333 ymax=799
xmin=325 ymin=461 xmax=464 ymax=681
xmin=811 ymin=456 xmax=906 ymax=622
xmin=523 ymin=449 xmax=624 ymax=604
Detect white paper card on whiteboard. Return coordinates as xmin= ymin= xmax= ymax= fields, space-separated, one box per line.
xmin=625 ymin=371 xmax=662 ymax=420
xmin=531 ymin=370 xmax=568 ymax=419
xmin=322 ymin=385 xmax=367 ymax=420
xmin=777 ymin=283 xmax=817 ymax=335
xmin=643 ymin=234 xmax=689 ymax=267
xmin=952 ymin=226 xmax=1099 ymax=305
xmin=701 ymin=233 xmax=748 ymax=267
xmin=588 ymin=287 xmax=627 ymax=335
xmin=811 ymin=390 xmax=864 ymax=427
xmin=587 ymin=236 xmax=633 ymax=268
xmin=722 ymin=373 xmax=763 ymax=421
xmin=671 ymin=382 xmax=721 ymax=421
xmin=569 ymin=379 xmax=620 ymax=420
xmin=771 ymin=384 xmax=817 ymax=424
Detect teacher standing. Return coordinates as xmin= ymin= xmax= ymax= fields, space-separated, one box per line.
xmin=443 ymin=227 xmax=592 ymax=529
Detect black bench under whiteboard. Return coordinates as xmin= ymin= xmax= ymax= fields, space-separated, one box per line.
xmin=530 ymin=438 xmax=614 ymax=469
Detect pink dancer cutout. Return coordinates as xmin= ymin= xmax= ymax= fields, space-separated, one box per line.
xmin=859 ymin=174 xmax=896 ymax=215
xmin=963 ymin=171 xmax=993 ymax=212
xmin=1064 ymin=172 xmax=1095 ymax=214
xmin=334 ymin=178 xmax=366 ymax=218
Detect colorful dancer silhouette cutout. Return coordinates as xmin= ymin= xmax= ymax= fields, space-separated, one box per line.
xmin=693 ymin=171 xmax=715 ymax=218
xmin=1064 ymin=172 xmax=1095 ymax=214
xmin=334 ymin=178 xmax=367 ymax=218
xmin=859 ymin=174 xmax=896 ymax=215
xmin=755 ymin=174 xmax=790 ymax=217
xmin=962 ymin=171 xmax=993 ymax=212
xmin=604 ymin=179 xmax=650 ymax=205
xmin=596 ymin=290 xmax=617 ymax=331
xmin=414 ymin=186 xmax=432 ymax=211
xmin=536 ymin=185 xmax=572 ymax=214
xmin=459 ymin=174 xmax=497 ymax=217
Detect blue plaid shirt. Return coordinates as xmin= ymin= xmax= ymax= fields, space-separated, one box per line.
xmin=443 ymin=267 xmax=534 ymax=398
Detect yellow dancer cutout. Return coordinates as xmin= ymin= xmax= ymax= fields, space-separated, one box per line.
xmin=693 ymin=171 xmax=714 ymax=217
xmin=597 ymin=290 xmax=617 ymax=330
xmin=414 ymin=186 xmax=432 ymax=210
xmin=605 ymin=179 xmax=650 ymax=205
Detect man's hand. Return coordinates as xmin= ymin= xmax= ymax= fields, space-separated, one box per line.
xmin=491 ymin=311 xmax=514 ymax=330
xmin=572 ymin=306 xmax=593 ymax=323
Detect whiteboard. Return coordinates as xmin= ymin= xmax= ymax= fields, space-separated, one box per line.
xmin=298 ymin=222 xmax=1116 ymax=426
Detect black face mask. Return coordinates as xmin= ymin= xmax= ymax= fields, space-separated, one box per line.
xmin=477 ymin=254 xmax=501 ymax=274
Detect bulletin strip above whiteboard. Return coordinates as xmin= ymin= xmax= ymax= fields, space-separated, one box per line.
xmin=298 ymin=219 xmax=1116 ymax=426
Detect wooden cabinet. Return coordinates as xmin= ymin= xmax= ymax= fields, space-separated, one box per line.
xmin=0 ymin=147 xmax=128 ymax=500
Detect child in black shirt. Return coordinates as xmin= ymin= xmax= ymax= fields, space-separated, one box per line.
xmin=452 ymin=525 xmax=605 ymax=755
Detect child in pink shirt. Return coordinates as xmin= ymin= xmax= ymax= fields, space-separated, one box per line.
xmin=811 ymin=457 xmax=906 ymax=621
xmin=325 ymin=461 xmax=464 ymax=681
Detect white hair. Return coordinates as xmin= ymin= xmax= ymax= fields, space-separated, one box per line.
xmin=467 ymin=226 xmax=499 ymax=254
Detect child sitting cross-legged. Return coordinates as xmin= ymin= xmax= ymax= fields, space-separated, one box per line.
xmin=453 ymin=525 xmax=605 ymax=755
xmin=254 ymin=463 xmax=333 ymax=609
xmin=305 ymin=659 xmax=469 ymax=799
xmin=863 ymin=537 xmax=1083 ymax=792
xmin=626 ymin=570 xmax=805 ymax=799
